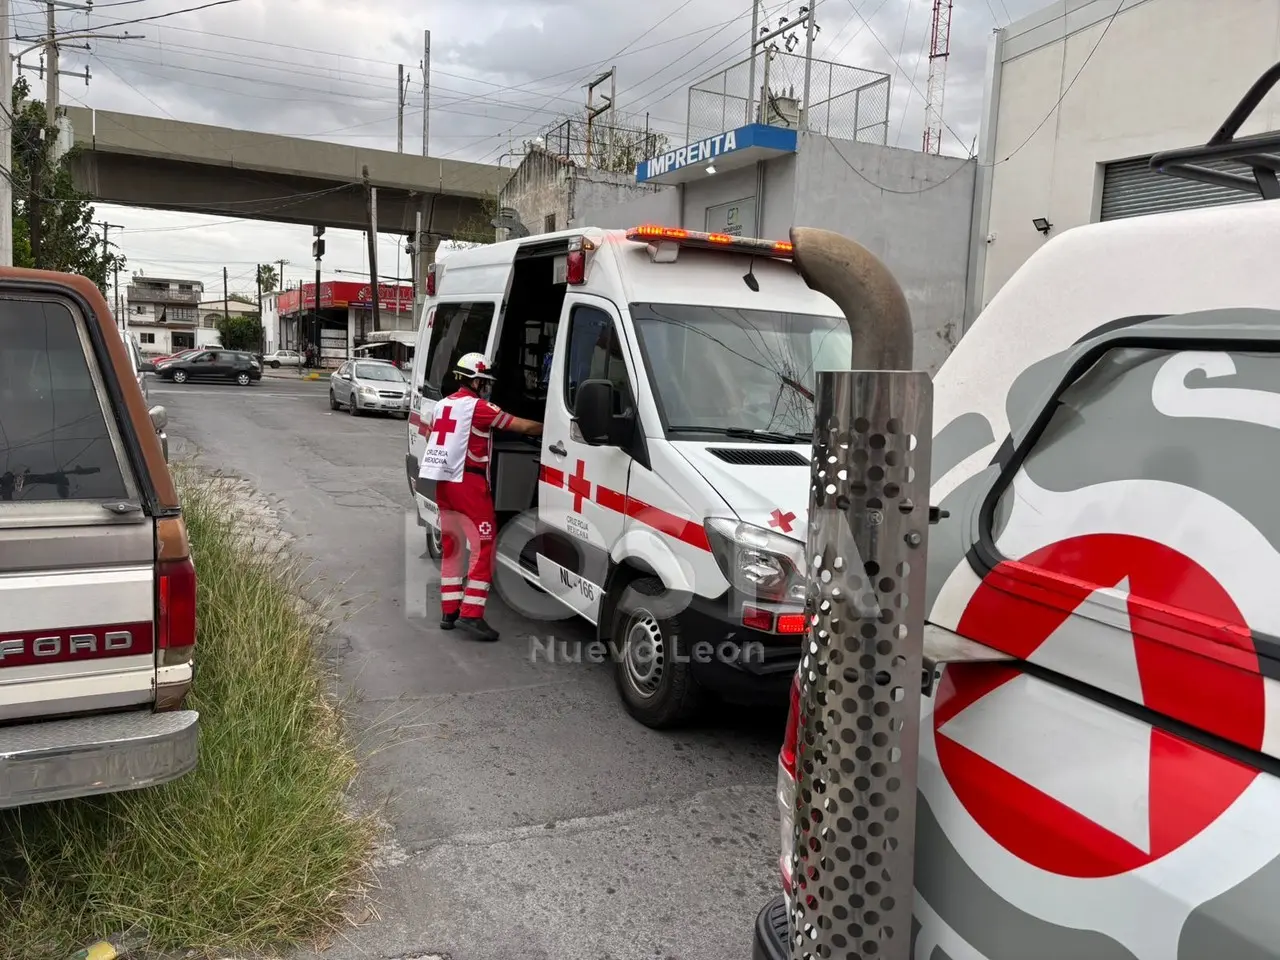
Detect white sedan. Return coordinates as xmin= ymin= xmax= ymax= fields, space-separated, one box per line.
xmin=262 ymin=349 xmax=303 ymax=368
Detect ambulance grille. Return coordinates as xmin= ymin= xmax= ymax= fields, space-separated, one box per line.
xmin=707 ymin=448 xmax=809 ymax=467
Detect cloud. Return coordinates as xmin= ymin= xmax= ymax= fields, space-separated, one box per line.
xmin=7 ymin=0 xmax=1047 ymax=293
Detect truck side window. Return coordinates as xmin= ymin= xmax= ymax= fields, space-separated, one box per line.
xmin=423 ymin=301 xmax=494 ymax=399
xmin=564 ymin=305 xmax=631 ymax=415
xmin=0 ymin=299 xmax=129 ymax=503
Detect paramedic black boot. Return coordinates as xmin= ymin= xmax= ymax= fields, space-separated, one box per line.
xmin=439 ymin=611 xmax=459 ymax=630
xmin=456 ymin=617 xmax=500 ymax=642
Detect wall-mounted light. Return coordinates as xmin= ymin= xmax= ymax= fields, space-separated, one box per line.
xmin=1032 ymin=217 xmax=1052 ymax=235
xmin=706 ymin=163 xmax=717 ymax=175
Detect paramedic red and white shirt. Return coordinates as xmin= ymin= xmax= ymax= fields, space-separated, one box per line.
xmin=418 ymin=387 xmax=513 ymax=484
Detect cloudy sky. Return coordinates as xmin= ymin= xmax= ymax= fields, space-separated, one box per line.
xmin=9 ymin=0 xmax=1049 ymax=301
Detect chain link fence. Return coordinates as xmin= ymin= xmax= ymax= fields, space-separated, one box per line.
xmin=687 ymin=53 xmax=890 ymax=146
xmin=538 ymin=114 xmax=672 ymax=173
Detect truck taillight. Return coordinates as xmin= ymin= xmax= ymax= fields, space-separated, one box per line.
xmin=426 ymin=263 xmax=439 ymax=296
xmin=158 ymin=555 xmax=196 ymax=665
xmin=778 ymin=670 xmax=801 ymax=895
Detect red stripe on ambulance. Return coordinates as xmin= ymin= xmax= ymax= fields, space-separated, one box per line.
xmin=538 ymin=468 xmax=711 ymax=552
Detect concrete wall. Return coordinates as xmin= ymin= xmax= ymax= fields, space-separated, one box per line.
xmin=500 ymin=146 xmax=672 ymax=236
xmin=571 ymin=187 xmax=680 ymax=229
xmin=974 ymin=0 xmax=1280 ymax=313
xmin=678 ymin=154 xmax=798 ymax=240
xmin=792 ymin=135 xmax=976 ymax=375
xmin=498 ymin=149 xmax=573 ymax=237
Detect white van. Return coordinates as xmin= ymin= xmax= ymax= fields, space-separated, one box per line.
xmin=406 ymin=225 xmax=851 ymax=727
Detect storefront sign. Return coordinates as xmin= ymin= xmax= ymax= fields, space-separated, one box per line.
xmin=705 ymin=197 xmax=756 ymax=237
xmin=635 ymin=123 xmax=798 ymax=186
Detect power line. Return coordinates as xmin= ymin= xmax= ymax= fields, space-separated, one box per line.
xmin=6 ymin=0 xmax=245 ymax=38
xmin=992 ymin=0 xmax=1124 ymax=166
xmin=483 ymin=0 xmax=704 ymax=152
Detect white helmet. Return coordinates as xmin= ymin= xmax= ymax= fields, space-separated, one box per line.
xmin=455 ymin=352 xmax=496 ymax=381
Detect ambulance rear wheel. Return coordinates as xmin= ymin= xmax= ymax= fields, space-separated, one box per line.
xmin=611 ymin=576 xmax=701 ymax=729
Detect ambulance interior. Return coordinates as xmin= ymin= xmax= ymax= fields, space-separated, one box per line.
xmin=487 ymin=241 xmax=567 ymax=531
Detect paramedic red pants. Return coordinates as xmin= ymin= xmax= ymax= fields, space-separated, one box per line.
xmin=436 ymin=470 xmax=496 ymax=619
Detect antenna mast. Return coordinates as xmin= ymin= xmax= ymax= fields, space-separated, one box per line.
xmin=922 ymin=0 xmax=953 ymax=154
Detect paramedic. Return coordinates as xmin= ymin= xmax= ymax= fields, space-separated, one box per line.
xmin=419 ymin=352 xmax=542 ymax=642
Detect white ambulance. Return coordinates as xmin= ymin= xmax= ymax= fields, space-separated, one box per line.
xmin=406 ymin=225 xmax=850 ymax=727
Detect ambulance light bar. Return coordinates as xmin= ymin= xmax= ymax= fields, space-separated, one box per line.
xmin=625 ymin=225 xmax=794 ymax=258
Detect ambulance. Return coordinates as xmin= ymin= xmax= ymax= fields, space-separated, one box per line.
xmin=751 ymin=61 xmax=1280 ymax=960
xmin=406 ymin=224 xmax=851 ymax=728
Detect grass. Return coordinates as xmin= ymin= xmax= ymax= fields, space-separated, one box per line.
xmin=0 ymin=469 xmax=373 ymax=959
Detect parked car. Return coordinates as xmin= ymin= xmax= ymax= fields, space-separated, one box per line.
xmin=150 ymin=347 xmax=199 ymax=368
xmin=0 ymin=266 xmax=198 ymax=808
xmin=262 ymin=349 xmax=302 ymax=369
xmin=156 ymin=349 xmax=261 ymax=386
xmin=330 ymin=359 xmax=410 ymax=416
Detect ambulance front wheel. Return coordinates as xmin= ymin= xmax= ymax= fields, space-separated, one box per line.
xmin=611 ymin=576 xmax=702 ymax=729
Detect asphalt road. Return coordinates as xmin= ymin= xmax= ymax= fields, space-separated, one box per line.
xmin=154 ymin=372 xmax=786 ymax=960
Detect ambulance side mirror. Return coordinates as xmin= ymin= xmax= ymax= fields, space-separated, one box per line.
xmin=574 ymin=379 xmax=617 ymax=445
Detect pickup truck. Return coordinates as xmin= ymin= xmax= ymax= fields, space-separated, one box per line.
xmin=0 ymin=268 xmax=198 ymax=808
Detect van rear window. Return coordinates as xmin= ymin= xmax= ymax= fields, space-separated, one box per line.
xmin=423 ymin=301 xmax=494 ymax=399
xmin=0 ymin=300 xmax=129 ymax=502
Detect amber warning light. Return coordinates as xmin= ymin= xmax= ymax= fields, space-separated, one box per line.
xmin=625 ymin=225 xmax=794 ymax=259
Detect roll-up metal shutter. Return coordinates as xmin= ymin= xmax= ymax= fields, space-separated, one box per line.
xmin=1100 ymin=155 xmax=1258 ymax=221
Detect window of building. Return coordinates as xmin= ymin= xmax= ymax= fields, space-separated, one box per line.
xmin=139 ymin=332 xmax=155 ymax=344
xmin=544 ymin=213 xmax=556 ymax=233
xmin=564 ymin=304 xmax=631 ymax=414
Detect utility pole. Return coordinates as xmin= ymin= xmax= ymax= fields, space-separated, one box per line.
xmin=0 ymin=0 xmax=13 ymax=267
xmin=45 ymin=2 xmax=58 ymax=125
xmin=410 ymin=209 xmax=423 ymax=316
xmin=222 ymin=266 xmax=230 ymax=331
xmin=362 ymin=165 xmax=381 ymax=330
xmin=584 ymin=68 xmax=615 ymax=168
xmin=800 ymin=0 xmax=818 ymax=131
xmin=255 ymin=265 xmax=264 ymax=354
xmin=97 ymin=220 xmax=122 ymax=315
xmin=421 ymin=30 xmax=431 ymax=156
xmin=752 ymin=6 xmax=816 ymax=128
xmin=396 ymin=63 xmax=405 ymax=153
xmin=113 ymin=262 xmax=122 ymax=332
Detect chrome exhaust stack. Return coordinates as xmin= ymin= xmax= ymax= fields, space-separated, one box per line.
xmin=787 ymin=227 xmax=932 ymax=960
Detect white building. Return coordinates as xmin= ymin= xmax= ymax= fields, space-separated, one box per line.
xmin=197 ymin=298 xmax=260 ymax=348
xmin=969 ymin=0 xmax=1280 ymax=322
xmin=125 ymin=275 xmax=203 ymax=356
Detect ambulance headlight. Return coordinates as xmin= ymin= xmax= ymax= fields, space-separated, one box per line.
xmin=704 ymin=518 xmax=806 ymax=603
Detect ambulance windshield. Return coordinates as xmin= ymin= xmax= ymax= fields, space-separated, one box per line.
xmin=630 ymin=303 xmax=850 ymax=439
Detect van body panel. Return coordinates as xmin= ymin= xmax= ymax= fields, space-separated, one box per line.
xmin=802 ymin=201 xmax=1280 ymax=959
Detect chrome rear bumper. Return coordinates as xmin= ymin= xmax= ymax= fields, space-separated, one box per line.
xmin=0 ymin=709 xmax=198 ymax=808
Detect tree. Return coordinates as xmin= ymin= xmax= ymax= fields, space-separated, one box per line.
xmin=217 ymin=314 xmax=262 ymax=350
xmin=256 ymin=263 xmax=279 ymax=293
xmin=11 ymin=76 xmax=126 ymax=290
xmin=451 ymin=193 xmax=499 ymax=246
xmin=228 ymin=292 xmax=256 ymax=306
xmin=596 ymin=126 xmax=671 ymax=176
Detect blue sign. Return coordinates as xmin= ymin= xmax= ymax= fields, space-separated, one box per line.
xmin=635 ymin=123 xmax=799 ymax=184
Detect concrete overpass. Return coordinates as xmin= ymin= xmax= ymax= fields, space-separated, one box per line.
xmin=62 ymin=106 xmax=509 ymax=252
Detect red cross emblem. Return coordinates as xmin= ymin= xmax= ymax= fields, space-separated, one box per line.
xmin=429 ymin=406 xmax=459 ymax=446
xmin=768 ymin=509 xmax=796 ymax=533
xmin=475 ymin=360 xmax=487 ymax=372
xmin=567 ymin=459 xmax=591 ymax=513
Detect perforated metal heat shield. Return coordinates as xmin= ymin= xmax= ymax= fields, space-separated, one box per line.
xmin=790 ymin=370 xmax=933 ymax=960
